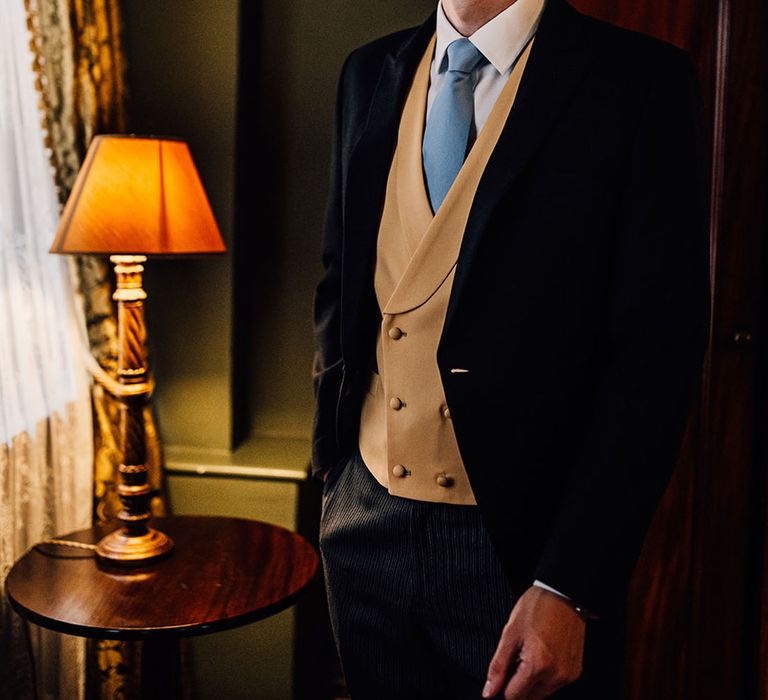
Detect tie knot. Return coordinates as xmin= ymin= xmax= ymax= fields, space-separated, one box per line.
xmin=446 ymin=38 xmax=485 ymax=74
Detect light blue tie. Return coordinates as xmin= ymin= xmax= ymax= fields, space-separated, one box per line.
xmin=423 ymin=39 xmax=486 ymax=212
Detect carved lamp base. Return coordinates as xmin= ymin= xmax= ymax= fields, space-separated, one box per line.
xmin=95 ymin=526 xmax=174 ymax=566
xmin=95 ymin=255 xmax=175 ymax=566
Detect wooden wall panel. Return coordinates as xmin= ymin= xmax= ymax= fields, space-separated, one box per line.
xmin=570 ymin=0 xmax=709 ymax=54
xmin=704 ymin=0 xmax=768 ymax=697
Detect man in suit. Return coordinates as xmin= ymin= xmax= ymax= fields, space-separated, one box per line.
xmin=312 ymin=0 xmax=708 ymax=697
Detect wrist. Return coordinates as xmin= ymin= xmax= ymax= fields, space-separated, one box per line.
xmin=535 ymin=586 xmax=591 ymax=623
xmin=532 ymin=580 xmax=595 ymax=621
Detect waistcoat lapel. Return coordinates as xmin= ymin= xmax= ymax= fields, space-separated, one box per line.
xmin=381 ymin=37 xmax=534 ymax=315
xmin=341 ymin=16 xmax=435 ymax=358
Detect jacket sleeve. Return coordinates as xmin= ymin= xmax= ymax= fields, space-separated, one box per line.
xmin=533 ymin=50 xmax=710 ymax=615
xmin=311 ymin=56 xmax=351 ymax=479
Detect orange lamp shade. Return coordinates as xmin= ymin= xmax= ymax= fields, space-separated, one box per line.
xmin=50 ymin=135 xmax=226 ymax=255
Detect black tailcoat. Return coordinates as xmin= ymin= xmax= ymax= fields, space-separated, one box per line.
xmin=312 ymin=0 xmax=709 ymax=617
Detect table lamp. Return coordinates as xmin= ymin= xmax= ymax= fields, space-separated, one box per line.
xmin=50 ymin=135 xmax=226 ymax=565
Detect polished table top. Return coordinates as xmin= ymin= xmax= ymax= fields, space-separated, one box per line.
xmin=5 ymin=515 xmax=319 ymax=640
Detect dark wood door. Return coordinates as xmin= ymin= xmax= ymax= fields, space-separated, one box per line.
xmin=568 ymin=1 xmax=768 ymax=698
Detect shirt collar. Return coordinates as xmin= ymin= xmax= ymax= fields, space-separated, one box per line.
xmin=434 ymin=0 xmax=546 ymax=75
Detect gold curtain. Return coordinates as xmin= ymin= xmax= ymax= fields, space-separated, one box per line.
xmin=24 ymin=1 xmax=168 ymax=696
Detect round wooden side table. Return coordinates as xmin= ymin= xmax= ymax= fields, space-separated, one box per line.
xmin=5 ymin=515 xmax=319 ymax=698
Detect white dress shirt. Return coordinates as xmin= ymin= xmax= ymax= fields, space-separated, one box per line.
xmin=427 ymin=0 xmax=546 ymax=134
xmin=425 ymin=0 xmax=578 ymax=608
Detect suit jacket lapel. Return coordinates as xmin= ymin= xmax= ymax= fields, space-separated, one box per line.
xmin=444 ymin=0 xmax=597 ymax=331
xmin=342 ymin=16 xmax=435 ymax=359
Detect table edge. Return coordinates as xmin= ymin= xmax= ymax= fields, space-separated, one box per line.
xmin=5 ymin=564 xmax=319 ymax=640
xmin=4 ymin=515 xmax=320 ymax=640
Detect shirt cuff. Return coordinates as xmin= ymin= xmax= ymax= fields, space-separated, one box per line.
xmin=533 ymin=579 xmax=571 ymax=600
xmin=533 ymin=580 xmax=596 ymax=620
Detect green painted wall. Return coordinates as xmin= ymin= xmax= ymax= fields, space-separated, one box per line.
xmin=245 ymin=0 xmax=435 ymax=442
xmin=123 ymin=0 xmax=433 ymax=454
xmin=123 ymin=0 xmax=239 ymax=450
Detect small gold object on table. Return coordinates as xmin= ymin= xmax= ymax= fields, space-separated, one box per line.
xmin=50 ymin=135 xmax=226 ymax=565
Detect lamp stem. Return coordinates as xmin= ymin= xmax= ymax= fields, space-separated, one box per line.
xmin=95 ymin=255 xmax=173 ymax=565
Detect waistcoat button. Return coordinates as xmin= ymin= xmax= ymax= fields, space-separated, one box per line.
xmin=436 ymin=474 xmax=453 ymax=488
xmin=388 ymin=327 xmax=404 ymax=340
xmin=389 ymin=397 xmax=403 ymax=410
xmin=392 ymin=464 xmax=407 ymax=478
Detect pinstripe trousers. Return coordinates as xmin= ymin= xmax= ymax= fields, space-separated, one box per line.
xmin=319 ymin=450 xmax=626 ymax=700
xmin=319 ymin=449 xmax=517 ymax=699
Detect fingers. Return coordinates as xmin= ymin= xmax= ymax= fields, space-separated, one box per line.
xmin=483 ymin=622 xmax=522 ymax=697
xmin=486 ymin=641 xmax=581 ymax=700
xmin=499 ymin=650 xmax=550 ymax=700
xmin=501 ymin=651 xmax=581 ymax=700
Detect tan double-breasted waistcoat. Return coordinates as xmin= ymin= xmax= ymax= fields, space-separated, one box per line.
xmin=358 ymin=35 xmax=533 ymax=505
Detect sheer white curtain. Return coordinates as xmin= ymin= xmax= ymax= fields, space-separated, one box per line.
xmin=0 ymin=1 xmax=93 ymax=698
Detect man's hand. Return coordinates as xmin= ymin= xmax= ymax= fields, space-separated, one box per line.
xmin=482 ymin=586 xmax=586 ymax=699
